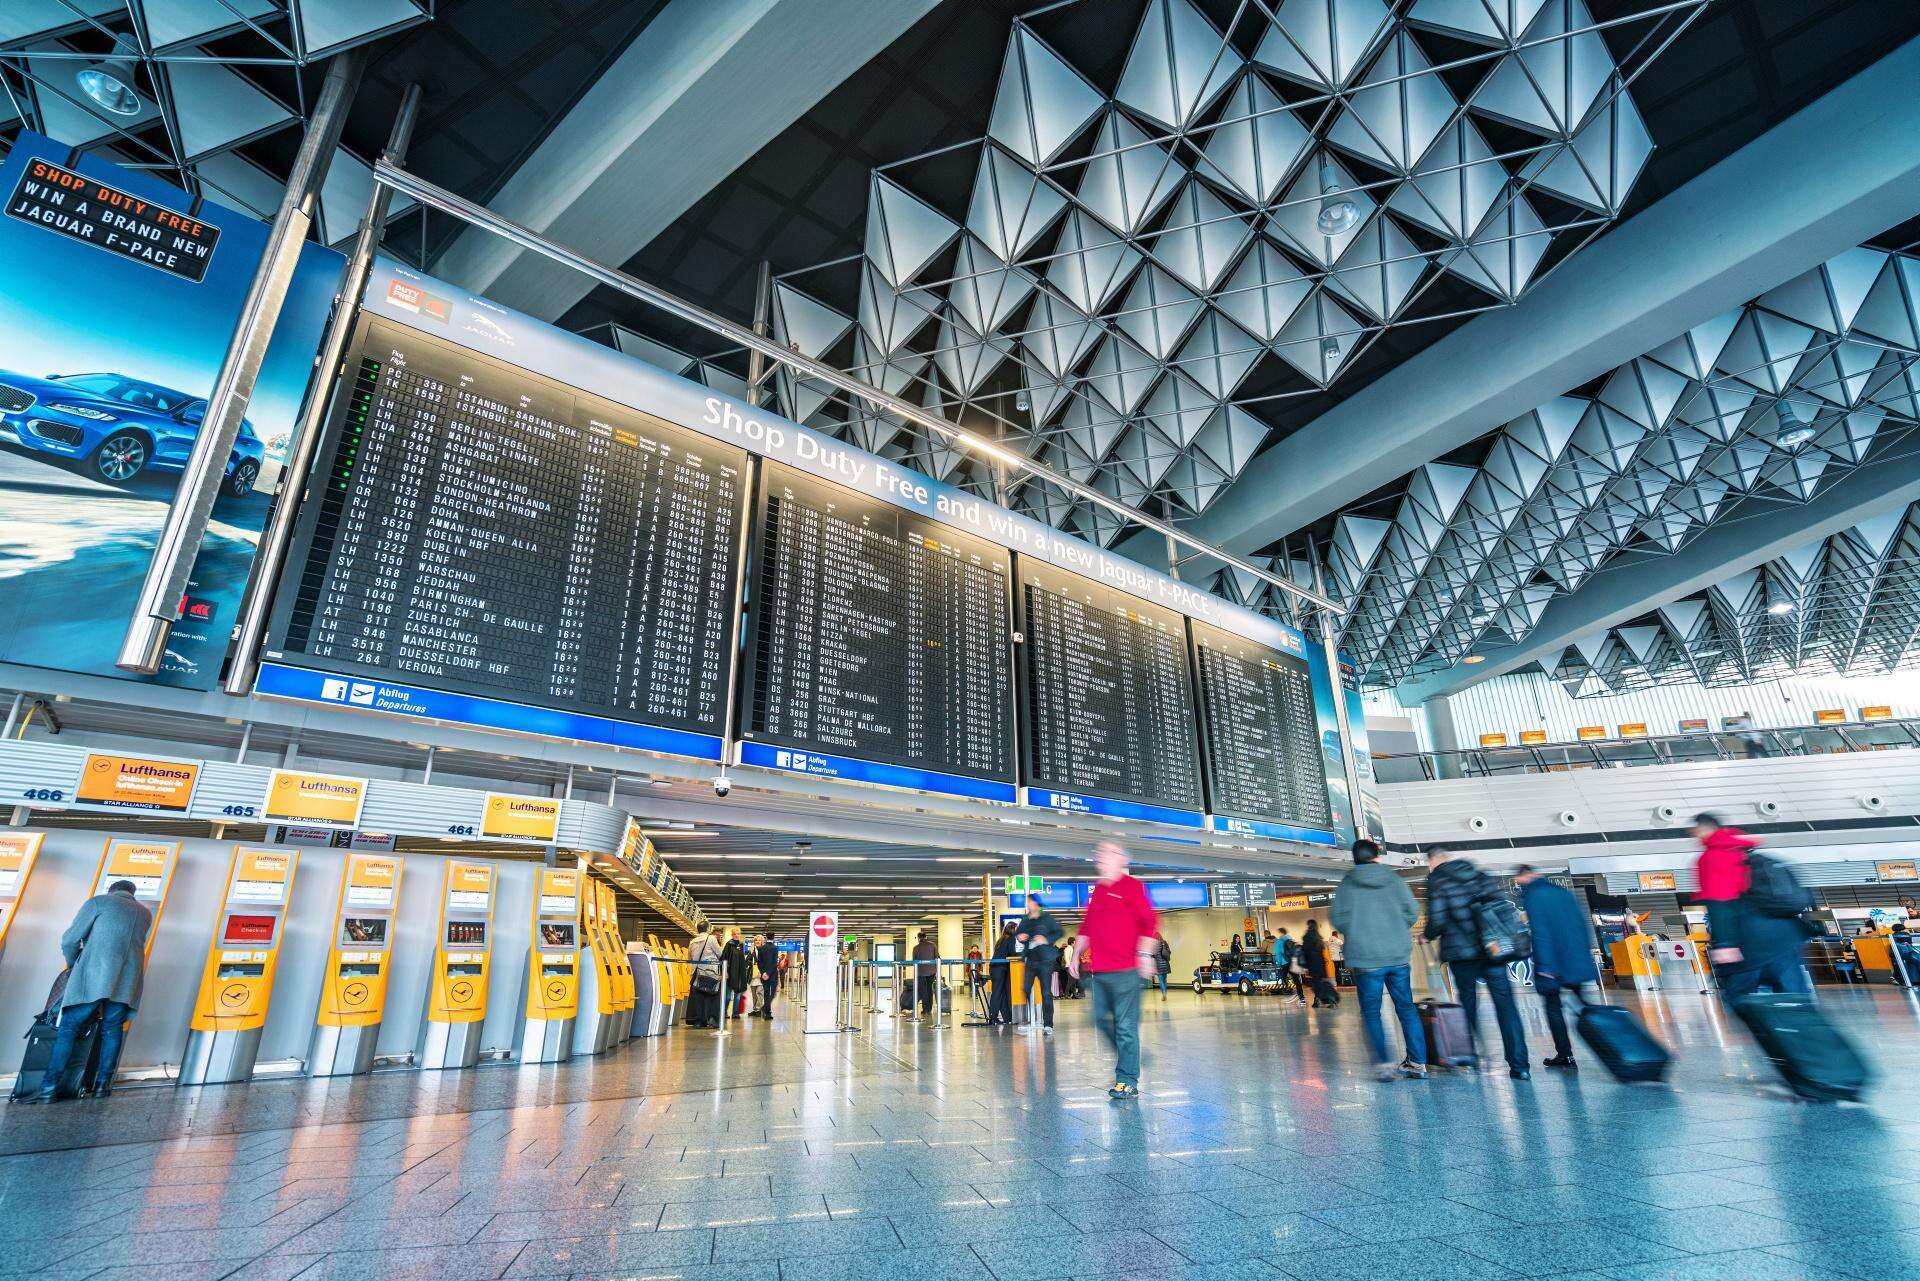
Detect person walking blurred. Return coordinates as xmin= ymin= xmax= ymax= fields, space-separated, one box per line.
xmin=1075 ymin=841 xmax=1158 ymax=1099
xmin=1332 ymin=840 xmax=1427 ymax=1081
xmin=1302 ymin=920 xmax=1335 ymax=1007
xmin=1153 ymin=932 xmax=1171 ymax=1000
xmin=722 ymin=928 xmax=751 ymax=1024
xmin=1016 ymin=897 xmax=1063 ymax=1033
xmin=1424 ymin=846 xmax=1530 ymax=1079
xmin=1692 ymin=813 xmax=1813 ymax=999
xmin=25 ymin=879 xmax=152 ymax=1103
xmin=1515 ymin=866 xmax=1597 ymax=1069
xmin=907 ymin=931 xmax=939 ymax=1020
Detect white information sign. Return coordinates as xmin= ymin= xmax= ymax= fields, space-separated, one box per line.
xmin=805 ymin=909 xmax=840 ymax=1035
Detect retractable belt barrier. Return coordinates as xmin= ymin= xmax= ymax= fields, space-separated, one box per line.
xmin=838 ymin=957 xmax=1040 ymax=1033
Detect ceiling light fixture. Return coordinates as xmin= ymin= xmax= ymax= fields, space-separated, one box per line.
xmin=1014 ymin=391 xmax=1031 ymax=412
xmin=1315 ymin=160 xmax=1360 ymax=237
xmin=1321 ymin=336 xmax=1342 ymax=363
xmin=1776 ymin=400 xmax=1816 ymax=449
xmin=1767 ymin=601 xmax=1796 ymax=616
xmin=1462 ymin=654 xmax=1486 ymax=665
xmin=77 ymin=37 xmax=142 ymax=117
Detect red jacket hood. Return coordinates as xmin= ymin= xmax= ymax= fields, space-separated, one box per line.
xmin=1696 ymin=827 xmax=1759 ymax=901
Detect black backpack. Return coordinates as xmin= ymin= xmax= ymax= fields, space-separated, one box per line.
xmin=1745 ymin=851 xmax=1814 ymax=919
xmin=1476 ymin=892 xmax=1533 ymax=962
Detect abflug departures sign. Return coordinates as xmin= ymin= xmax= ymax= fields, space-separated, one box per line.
xmin=7 ymin=158 xmax=221 ymax=283
xmin=255 ymin=259 xmax=1350 ymax=841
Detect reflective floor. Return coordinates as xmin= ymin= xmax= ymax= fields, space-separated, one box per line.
xmin=3 ymin=984 xmax=1918 ymax=1281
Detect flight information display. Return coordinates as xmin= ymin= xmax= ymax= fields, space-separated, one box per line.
xmin=743 ymin=461 xmax=1015 ymax=784
xmin=268 ymin=316 xmax=746 ymax=736
xmin=1017 ymin=560 xmax=1203 ymax=812
xmin=1191 ymin=620 xmax=1330 ymax=830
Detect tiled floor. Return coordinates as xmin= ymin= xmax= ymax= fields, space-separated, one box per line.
xmin=3 ymin=985 xmax=1919 ymax=1280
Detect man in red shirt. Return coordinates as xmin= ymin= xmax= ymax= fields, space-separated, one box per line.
xmin=1074 ymin=840 xmax=1158 ymax=1099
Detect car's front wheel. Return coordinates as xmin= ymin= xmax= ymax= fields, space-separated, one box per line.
xmin=225 ymin=459 xmax=259 ymax=499
xmin=90 ymin=432 xmax=149 ymax=485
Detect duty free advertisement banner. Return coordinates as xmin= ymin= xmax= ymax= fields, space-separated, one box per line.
xmin=0 ymin=131 xmax=343 ymax=689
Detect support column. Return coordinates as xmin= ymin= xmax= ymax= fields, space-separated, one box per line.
xmin=1423 ymin=694 xmax=1463 ymax=781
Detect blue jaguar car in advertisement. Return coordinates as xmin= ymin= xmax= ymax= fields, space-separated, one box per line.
xmin=0 ymin=370 xmax=264 ymax=497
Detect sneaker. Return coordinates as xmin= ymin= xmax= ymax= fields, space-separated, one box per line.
xmin=1042 ymin=1026 xmax=1054 ymax=1036
xmin=1375 ymin=1063 xmax=1399 ymax=1082
xmin=1510 ymin=1068 xmax=1531 ymax=1080
xmin=1399 ymin=1061 xmax=1429 ymax=1080
xmin=1108 ymin=1082 xmax=1140 ymax=1100
xmin=1543 ymin=1054 xmax=1577 ymax=1070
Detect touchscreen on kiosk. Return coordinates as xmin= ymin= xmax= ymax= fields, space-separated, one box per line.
xmin=447 ymin=920 xmax=486 ymax=947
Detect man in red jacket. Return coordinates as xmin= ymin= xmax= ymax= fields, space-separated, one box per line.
xmin=1075 ymin=840 xmax=1159 ymax=1100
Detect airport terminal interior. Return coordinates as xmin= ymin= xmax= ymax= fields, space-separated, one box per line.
xmin=2 ymin=1 xmax=1920 ymax=1278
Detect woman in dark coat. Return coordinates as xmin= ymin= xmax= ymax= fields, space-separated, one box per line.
xmin=989 ymin=921 xmax=1017 ymax=1024
xmin=1301 ymin=920 xmax=1332 ymax=1007
xmin=722 ymin=931 xmax=751 ymax=1022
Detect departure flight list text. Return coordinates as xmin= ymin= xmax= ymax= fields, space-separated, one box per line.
xmin=272 ymin=318 xmax=745 ymax=735
xmin=1018 ymin=561 xmax=1204 ymax=812
xmin=1191 ymin=621 xmax=1331 ymax=829
xmin=744 ymin=462 xmax=1015 ymax=784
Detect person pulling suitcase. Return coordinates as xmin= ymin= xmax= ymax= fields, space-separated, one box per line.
xmin=1515 ymin=866 xmax=1595 ymax=1070
xmin=20 ymin=879 xmax=152 ymax=1104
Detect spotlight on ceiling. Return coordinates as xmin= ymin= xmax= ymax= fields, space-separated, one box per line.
xmin=1462 ymin=654 xmax=1486 ymax=665
xmin=77 ymin=38 xmax=143 ymax=117
xmin=1014 ymin=391 xmax=1030 ymax=412
xmin=1315 ymin=161 xmax=1360 ymax=237
xmin=1776 ymin=400 xmax=1816 ymax=449
xmin=1321 ymin=336 xmax=1342 ymax=363
xmin=1767 ymin=600 xmax=1796 ymax=616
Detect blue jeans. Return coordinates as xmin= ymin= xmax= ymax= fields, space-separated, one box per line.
xmin=1720 ymin=952 xmax=1812 ymax=1000
xmin=1353 ymin=965 xmax=1426 ymax=1065
xmin=1087 ymin=970 xmax=1142 ymax=1087
xmin=1155 ymin=973 xmax=1168 ymax=995
xmin=41 ymin=998 xmax=131 ymax=1096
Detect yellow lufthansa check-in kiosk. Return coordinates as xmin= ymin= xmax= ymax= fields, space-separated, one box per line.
xmin=600 ymin=882 xmax=636 ymax=1042
xmin=521 ymin=866 xmax=581 ymax=1063
xmin=572 ymin=877 xmax=621 ymax=1055
xmin=632 ymin=932 xmax=664 ymax=1037
xmin=0 ymin=831 xmax=46 ymax=964
xmin=421 ymin=861 xmax=496 ymax=1070
xmin=310 ymin=853 xmax=404 ymax=1077
xmin=181 ymin=846 xmax=299 ymax=1085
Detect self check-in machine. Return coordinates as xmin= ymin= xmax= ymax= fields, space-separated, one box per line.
xmin=572 ymin=876 xmax=621 ymax=1055
xmin=181 ymin=846 xmax=299 ymax=1085
xmin=93 ymin=838 xmax=180 ymax=951
xmin=520 ymin=866 xmax=581 ymax=1063
xmin=0 ymin=832 xmax=45 ymax=964
xmin=599 ymin=881 xmax=636 ymax=1042
xmin=310 ymin=853 xmax=404 ymax=1077
xmin=630 ymin=933 xmax=663 ymax=1037
xmin=421 ymin=861 xmax=496 ymax=1070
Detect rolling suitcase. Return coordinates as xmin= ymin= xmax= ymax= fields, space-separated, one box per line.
xmin=11 ymin=970 xmax=99 ymax=1101
xmin=1573 ymin=993 xmax=1671 ymax=1083
xmin=1313 ymin=977 xmax=1340 ymax=1006
xmin=1733 ymin=992 xmax=1870 ymax=1102
xmin=1418 ymin=999 xmax=1473 ymax=1067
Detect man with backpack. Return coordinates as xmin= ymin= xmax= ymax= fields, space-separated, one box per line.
xmin=1424 ymin=846 xmax=1531 ymax=1079
xmin=1692 ymin=813 xmax=1813 ymax=999
xmin=1272 ymin=928 xmax=1306 ymax=1004
xmin=1515 ymin=866 xmax=1598 ymax=1070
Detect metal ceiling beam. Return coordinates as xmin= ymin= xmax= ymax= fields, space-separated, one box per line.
xmin=1117 ymin=34 xmax=1920 ymax=568
xmin=1394 ymin=452 xmax=1920 ymax=703
xmin=431 ymin=0 xmax=941 ymax=321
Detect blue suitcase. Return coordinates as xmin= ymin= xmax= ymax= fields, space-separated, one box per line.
xmin=1575 ymin=998 xmax=1671 ymax=1083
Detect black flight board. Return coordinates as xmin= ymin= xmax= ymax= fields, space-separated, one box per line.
xmin=1017 ymin=560 xmax=1203 ymax=811
xmin=1191 ymin=620 xmax=1330 ymax=829
xmin=743 ymin=461 xmax=1015 ymax=782
xmin=270 ymin=316 xmax=746 ymax=735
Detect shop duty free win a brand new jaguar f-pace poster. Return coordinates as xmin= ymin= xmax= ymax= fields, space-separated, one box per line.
xmin=0 ymin=131 xmax=343 ymax=689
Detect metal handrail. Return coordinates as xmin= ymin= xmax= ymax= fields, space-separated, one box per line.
xmin=1378 ymin=716 xmax=1920 ymax=781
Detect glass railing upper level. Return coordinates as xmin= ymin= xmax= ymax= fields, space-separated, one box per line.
xmin=1376 ymin=717 xmax=1920 ymax=782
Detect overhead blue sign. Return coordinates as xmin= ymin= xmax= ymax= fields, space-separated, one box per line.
xmin=737 ymin=741 xmax=1017 ymax=803
xmin=1008 ymin=880 xmax=1212 ymax=911
xmin=1026 ymin=787 xmax=1206 ymax=829
xmin=1208 ymin=815 xmax=1340 ymax=846
xmin=256 ymin=661 xmax=725 ymax=761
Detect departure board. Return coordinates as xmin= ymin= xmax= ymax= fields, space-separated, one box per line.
xmin=268 ymin=316 xmax=746 ymax=736
xmin=1017 ymin=560 xmax=1204 ymax=811
xmin=743 ymin=461 xmax=1015 ymax=783
xmin=1191 ymin=621 xmax=1330 ymax=829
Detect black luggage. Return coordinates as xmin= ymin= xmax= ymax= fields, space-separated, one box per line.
xmin=1574 ymin=996 xmax=1671 ymax=1083
xmin=1418 ymin=999 xmax=1473 ymax=1067
xmin=11 ymin=971 xmax=99 ymax=1102
xmin=1313 ymin=977 xmax=1340 ymax=1006
xmin=1733 ymin=992 xmax=1870 ymax=1102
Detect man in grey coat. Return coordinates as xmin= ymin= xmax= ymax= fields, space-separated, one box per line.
xmin=1331 ymin=840 xmax=1427 ymax=1081
xmin=27 ymin=880 xmax=153 ymax=1102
